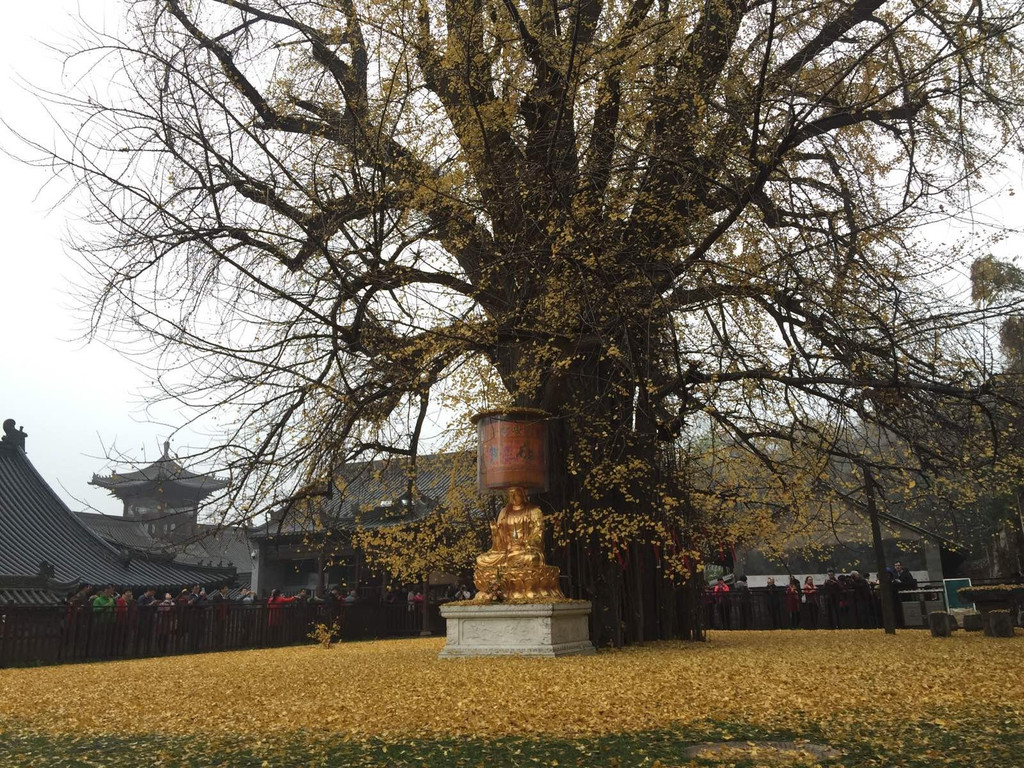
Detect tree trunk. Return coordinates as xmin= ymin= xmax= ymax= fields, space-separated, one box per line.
xmin=499 ymin=349 xmax=701 ymax=647
xmin=629 ymin=542 xmax=645 ymax=643
xmin=420 ymin=577 xmax=431 ymax=636
xmin=864 ymin=465 xmax=897 ymax=635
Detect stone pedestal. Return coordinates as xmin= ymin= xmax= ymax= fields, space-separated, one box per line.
xmin=439 ymin=602 xmax=596 ymax=658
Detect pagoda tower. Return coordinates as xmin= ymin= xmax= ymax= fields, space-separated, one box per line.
xmin=90 ymin=442 xmax=229 ymax=543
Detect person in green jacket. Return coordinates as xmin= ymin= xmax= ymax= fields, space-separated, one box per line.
xmin=92 ymin=586 xmax=116 ymax=616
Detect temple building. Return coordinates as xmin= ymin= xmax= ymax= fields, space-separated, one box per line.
xmin=89 ymin=441 xmax=229 ymax=542
xmin=82 ymin=442 xmax=254 ymax=590
xmin=251 ymin=451 xmax=480 ymax=596
xmin=0 ymin=418 xmax=235 ymax=605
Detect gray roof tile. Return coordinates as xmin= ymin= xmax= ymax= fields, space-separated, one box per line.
xmin=262 ymin=451 xmax=481 ymax=536
xmin=90 ymin=443 xmax=228 ymax=501
xmin=0 ymin=442 xmax=235 ymax=591
xmin=74 ymin=513 xmax=254 ymax=575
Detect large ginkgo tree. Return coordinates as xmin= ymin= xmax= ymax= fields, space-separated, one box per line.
xmin=41 ymin=0 xmax=1024 ymax=643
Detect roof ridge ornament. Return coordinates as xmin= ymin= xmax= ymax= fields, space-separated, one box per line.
xmin=2 ymin=419 xmax=27 ymax=450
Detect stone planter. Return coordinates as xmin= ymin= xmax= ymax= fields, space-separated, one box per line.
xmin=928 ymin=611 xmax=956 ymax=637
xmin=962 ymin=613 xmax=984 ymax=632
xmin=983 ymin=610 xmax=1015 ymax=638
xmin=439 ymin=601 xmax=595 ymax=657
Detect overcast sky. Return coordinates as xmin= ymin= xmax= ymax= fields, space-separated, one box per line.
xmin=0 ymin=1 xmax=193 ymax=516
xmin=1 ymin=1 xmax=1022 ymax=518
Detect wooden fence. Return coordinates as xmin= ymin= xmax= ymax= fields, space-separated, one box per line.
xmin=701 ymin=581 xmax=962 ymax=631
xmin=0 ymin=601 xmax=444 ymax=668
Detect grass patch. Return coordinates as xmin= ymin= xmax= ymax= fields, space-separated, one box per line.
xmin=1 ymin=713 xmax=1021 ymax=767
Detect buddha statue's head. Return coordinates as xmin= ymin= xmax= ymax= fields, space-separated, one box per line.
xmin=508 ymin=486 xmax=526 ymax=507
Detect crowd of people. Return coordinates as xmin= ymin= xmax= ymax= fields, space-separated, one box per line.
xmin=63 ymin=583 xmax=380 ymax=617
xmin=56 ymin=582 xmax=415 ymax=660
xmin=66 ymin=583 xmax=242 ymax=615
xmin=381 ymin=583 xmax=474 ymax=610
xmin=65 ymin=559 xmax=923 ymax=635
xmin=61 ymin=580 xmax=474 ymax=627
xmin=60 ymin=565 xmax=925 ymax=649
xmin=707 ymin=562 xmax=921 ymax=630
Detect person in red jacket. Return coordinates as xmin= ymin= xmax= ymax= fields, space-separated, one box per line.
xmin=114 ymin=589 xmax=134 ymax=654
xmin=115 ymin=589 xmax=133 ymax=619
xmin=785 ymin=578 xmax=801 ymax=628
xmin=712 ymin=577 xmax=731 ymax=629
xmin=803 ymin=576 xmax=819 ymax=628
xmin=267 ymin=588 xmax=296 ymax=628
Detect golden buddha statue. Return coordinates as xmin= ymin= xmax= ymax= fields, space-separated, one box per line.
xmin=473 ymin=486 xmax=564 ymax=601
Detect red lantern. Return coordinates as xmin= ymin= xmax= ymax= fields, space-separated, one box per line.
xmin=473 ymin=410 xmax=550 ymax=492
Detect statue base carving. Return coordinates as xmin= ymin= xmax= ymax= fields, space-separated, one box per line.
xmin=472 ymin=563 xmax=563 ymax=602
xmin=439 ymin=602 xmax=595 ymax=658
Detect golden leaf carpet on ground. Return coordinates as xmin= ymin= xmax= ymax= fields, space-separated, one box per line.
xmin=0 ymin=630 xmax=1020 ymax=741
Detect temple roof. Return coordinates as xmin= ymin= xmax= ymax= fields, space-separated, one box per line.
xmin=259 ymin=451 xmax=481 ymax=537
xmin=0 ymin=436 xmax=235 ymax=596
xmin=89 ymin=441 xmax=229 ymax=501
xmin=0 ymin=575 xmax=78 ymax=605
xmin=76 ymin=512 xmax=254 ymax=578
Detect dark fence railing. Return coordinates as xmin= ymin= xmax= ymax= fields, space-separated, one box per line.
xmin=701 ymin=583 xmax=952 ymax=631
xmin=0 ymin=601 xmax=445 ymax=668
xmin=7 ymin=579 xmax=1012 ymax=665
